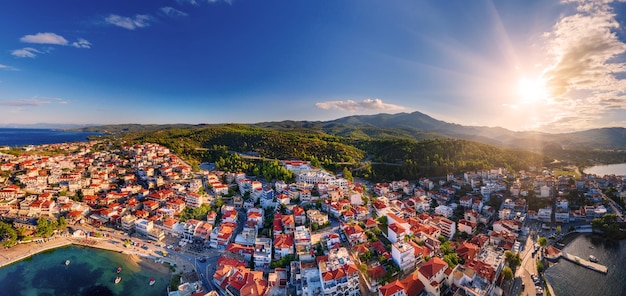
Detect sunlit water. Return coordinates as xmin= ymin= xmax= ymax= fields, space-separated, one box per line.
xmin=583 ymin=163 xmax=626 ymax=177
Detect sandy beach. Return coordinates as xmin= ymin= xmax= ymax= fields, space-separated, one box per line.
xmin=0 ymin=235 xmax=178 ymax=277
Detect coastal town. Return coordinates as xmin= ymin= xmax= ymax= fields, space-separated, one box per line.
xmin=0 ymin=141 xmax=625 ymax=296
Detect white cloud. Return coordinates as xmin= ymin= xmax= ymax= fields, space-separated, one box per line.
xmin=11 ymin=47 xmax=41 ymax=58
xmin=0 ymin=64 xmax=17 ymax=71
xmin=20 ymin=32 xmax=68 ymax=45
xmin=536 ymin=0 xmax=626 ymax=130
xmin=160 ymin=7 xmax=188 ymax=17
xmin=315 ymin=98 xmax=405 ymax=112
xmin=0 ymin=99 xmax=50 ymax=107
xmin=105 ymin=14 xmax=153 ymax=30
xmin=72 ymin=38 xmax=92 ymax=49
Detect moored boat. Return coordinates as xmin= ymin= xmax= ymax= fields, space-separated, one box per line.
xmin=65 ymin=260 xmax=70 ymax=266
xmin=115 ymin=276 xmax=121 ymax=284
xmin=117 ymin=267 xmax=122 ymax=273
xmin=149 ymin=278 xmax=155 ymax=286
xmin=589 ymin=255 xmax=598 ymax=262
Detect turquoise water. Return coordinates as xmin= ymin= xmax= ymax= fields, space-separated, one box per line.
xmin=0 ymin=246 xmax=170 ymax=296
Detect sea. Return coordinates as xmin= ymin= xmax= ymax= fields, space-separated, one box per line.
xmin=0 ymin=245 xmax=170 ymax=296
xmin=544 ymin=234 xmax=626 ymax=296
xmin=0 ymin=128 xmax=99 ymax=147
xmin=583 ymin=163 xmax=626 ymax=177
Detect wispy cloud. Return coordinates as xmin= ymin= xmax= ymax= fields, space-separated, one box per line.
xmin=16 ymin=32 xmax=91 ymax=55
xmin=315 ymin=98 xmax=405 ymax=112
xmin=0 ymin=64 xmax=18 ymax=71
xmin=11 ymin=47 xmax=41 ymax=58
xmin=176 ymin=0 xmax=232 ymax=6
xmin=0 ymin=97 xmax=69 ymax=107
xmin=72 ymin=38 xmax=92 ymax=49
xmin=0 ymin=99 xmax=50 ymax=107
xmin=20 ymin=32 xmax=68 ymax=45
xmin=160 ymin=7 xmax=188 ymax=17
xmin=105 ymin=14 xmax=153 ymax=30
xmin=537 ymin=0 xmax=626 ymax=130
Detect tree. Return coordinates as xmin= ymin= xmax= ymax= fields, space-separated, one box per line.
xmin=502 ymin=266 xmax=513 ymax=281
xmin=538 ymin=237 xmax=548 ymax=248
xmin=443 ymin=253 xmax=459 ymax=268
xmin=536 ymin=261 xmax=544 ymax=273
xmin=342 ymin=167 xmax=354 ymax=182
xmin=0 ymin=221 xmax=18 ymax=247
xmin=504 ymin=251 xmax=521 ymax=272
xmin=36 ymin=218 xmax=55 ymax=237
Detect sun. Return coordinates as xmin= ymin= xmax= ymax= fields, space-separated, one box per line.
xmin=517 ymin=77 xmax=548 ymax=104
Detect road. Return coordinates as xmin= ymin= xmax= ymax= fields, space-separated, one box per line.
xmin=516 ymin=236 xmax=537 ymax=296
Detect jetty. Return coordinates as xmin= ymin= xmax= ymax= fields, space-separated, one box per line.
xmin=560 ymin=251 xmax=608 ymax=274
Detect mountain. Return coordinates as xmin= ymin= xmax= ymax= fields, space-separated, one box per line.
xmin=318 ymin=112 xmax=626 ymax=150
xmin=79 ymin=111 xmax=626 ymax=151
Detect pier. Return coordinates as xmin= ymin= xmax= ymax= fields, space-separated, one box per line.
xmin=560 ymin=251 xmax=608 ymax=274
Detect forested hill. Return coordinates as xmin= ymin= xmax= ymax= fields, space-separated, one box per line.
xmin=110 ymin=124 xmax=547 ymax=181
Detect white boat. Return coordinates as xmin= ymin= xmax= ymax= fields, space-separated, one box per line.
xmin=589 ymin=255 xmax=598 ymax=263
xmin=115 ymin=276 xmax=121 ymax=284
xmin=65 ymin=260 xmax=70 ymax=266
xmin=149 ymin=278 xmax=155 ymax=286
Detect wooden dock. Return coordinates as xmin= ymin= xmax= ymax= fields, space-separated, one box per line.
xmin=560 ymin=251 xmax=608 ymax=274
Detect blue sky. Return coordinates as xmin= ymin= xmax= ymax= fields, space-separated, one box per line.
xmin=1 ymin=0 xmax=625 ymax=132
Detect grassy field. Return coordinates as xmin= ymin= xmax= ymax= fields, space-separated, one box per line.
xmin=553 ymin=167 xmax=580 ymax=179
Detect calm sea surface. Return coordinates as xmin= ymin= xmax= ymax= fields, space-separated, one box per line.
xmin=0 ymin=245 xmax=170 ymax=296
xmin=544 ymin=234 xmax=626 ymax=296
xmin=0 ymin=128 xmax=99 ymax=147
xmin=583 ymin=163 xmax=626 ymax=176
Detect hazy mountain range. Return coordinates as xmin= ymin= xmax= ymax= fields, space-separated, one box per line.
xmin=68 ymin=111 xmax=626 ymax=151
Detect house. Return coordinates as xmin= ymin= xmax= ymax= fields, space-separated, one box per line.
xmin=457 ymin=219 xmax=476 ymax=235
xmin=434 ymin=205 xmax=453 ymax=218
xmin=456 ymin=242 xmax=480 ymax=261
xmin=392 ymin=241 xmax=418 ymax=274
xmin=307 ymin=209 xmax=329 ymax=226
xmin=417 ymin=256 xmax=450 ymax=296
xmin=273 ymin=233 xmax=295 ymax=260
xmin=317 ymin=247 xmax=360 ymax=296
xmin=292 ymin=206 xmax=306 ymax=225
xmin=343 ymin=224 xmax=366 ymax=245
xmin=378 ymin=273 xmax=425 ymax=296
xmin=253 ymin=237 xmax=272 ymax=270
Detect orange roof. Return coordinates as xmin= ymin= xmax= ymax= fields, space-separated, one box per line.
xmin=419 ymin=256 xmax=447 ymax=279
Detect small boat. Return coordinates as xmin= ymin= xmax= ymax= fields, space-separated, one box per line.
xmin=117 ymin=267 xmax=122 ymax=274
xmin=589 ymin=255 xmax=598 ymax=263
xmin=589 ymin=246 xmax=595 ymax=249
xmin=115 ymin=276 xmax=121 ymax=284
xmin=149 ymin=278 xmax=155 ymax=286
xmin=65 ymin=260 xmax=70 ymax=266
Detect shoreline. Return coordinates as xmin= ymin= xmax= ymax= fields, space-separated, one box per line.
xmin=0 ymin=236 xmax=172 ymax=277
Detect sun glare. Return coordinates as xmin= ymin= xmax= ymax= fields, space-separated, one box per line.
xmin=517 ymin=77 xmax=548 ymax=104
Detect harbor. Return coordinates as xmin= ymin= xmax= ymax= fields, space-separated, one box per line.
xmin=545 ymin=246 xmax=608 ymax=274
xmin=559 ymin=251 xmax=608 ymax=274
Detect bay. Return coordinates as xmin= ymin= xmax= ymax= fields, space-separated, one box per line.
xmin=0 ymin=245 xmax=170 ymax=296
xmin=0 ymin=128 xmax=99 ymax=147
xmin=583 ymin=163 xmax=626 ymax=176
